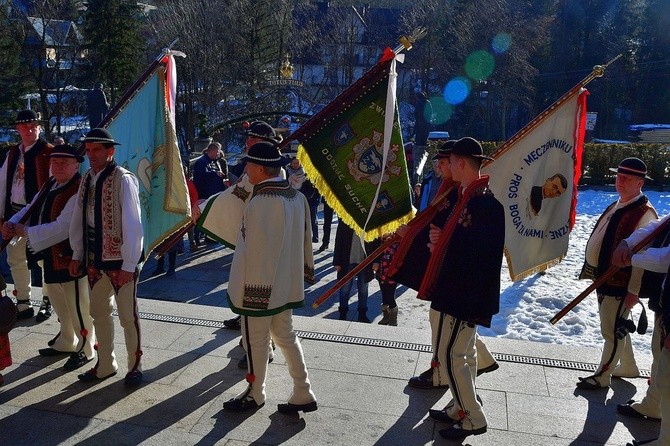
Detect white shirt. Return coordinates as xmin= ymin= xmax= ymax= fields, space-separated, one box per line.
xmin=69 ymin=165 xmax=143 ymax=272
xmin=10 ymin=180 xmax=77 ymax=253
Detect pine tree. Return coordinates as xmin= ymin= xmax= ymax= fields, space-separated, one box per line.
xmin=0 ymin=6 xmax=27 ymax=127
xmin=81 ymin=0 xmax=145 ymax=104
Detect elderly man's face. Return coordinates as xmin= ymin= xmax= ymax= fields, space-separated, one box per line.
xmin=50 ymin=157 xmax=79 ymax=184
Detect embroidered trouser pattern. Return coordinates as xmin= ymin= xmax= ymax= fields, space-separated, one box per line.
xmin=88 ymin=272 xmax=142 ymax=377
xmin=239 ymin=310 xmax=315 ymax=406
xmin=429 ymin=309 xmax=496 ymax=387
xmin=594 ymin=294 xmax=635 ymax=386
xmin=44 ymin=277 xmax=95 ymax=359
xmin=7 ymin=236 xmax=30 ymax=301
xmin=631 ymin=314 xmax=662 ymax=418
xmin=441 ymin=314 xmax=487 ymax=430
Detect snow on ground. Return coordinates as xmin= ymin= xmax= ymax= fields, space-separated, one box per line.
xmin=479 ymin=187 xmax=670 ymax=354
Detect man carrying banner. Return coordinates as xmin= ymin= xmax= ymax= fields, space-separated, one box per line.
xmin=222 ymin=141 xmax=317 ymax=414
xmin=2 ymin=144 xmax=95 ymax=370
xmin=419 ymin=137 xmax=505 ymax=440
xmin=69 ymin=128 xmax=144 ymax=387
xmin=388 ymin=142 xmax=499 ymax=390
xmin=576 ymin=157 xmax=657 ymax=390
xmin=0 ymin=110 xmax=53 ymax=321
xmin=612 ymin=214 xmax=670 ymax=445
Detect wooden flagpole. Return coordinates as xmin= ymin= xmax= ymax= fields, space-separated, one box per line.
xmin=483 ymin=54 xmax=621 ymax=164
xmin=551 ymin=218 xmax=670 ymax=324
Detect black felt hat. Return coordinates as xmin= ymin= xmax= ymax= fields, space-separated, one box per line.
xmin=609 ymin=157 xmax=651 ymax=180
xmin=50 ymin=144 xmax=84 ymax=162
xmin=14 ymin=109 xmax=41 ymax=125
xmin=242 ymin=141 xmax=290 ymax=167
xmin=83 ymin=128 xmax=120 ymax=146
xmin=242 ymin=120 xmax=282 ymax=143
xmin=444 ymin=137 xmax=494 ymax=161
xmin=432 ymin=140 xmax=457 ymax=160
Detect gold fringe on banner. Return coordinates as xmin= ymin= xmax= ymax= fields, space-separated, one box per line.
xmin=298 ymin=145 xmax=414 ymax=242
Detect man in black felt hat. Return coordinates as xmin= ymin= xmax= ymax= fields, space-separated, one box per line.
xmin=420 ymin=137 xmax=505 ymax=440
xmin=0 ymin=110 xmax=54 ymax=321
xmin=223 ymin=141 xmax=317 ymax=414
xmin=223 ymin=120 xmax=282 ymax=331
xmin=2 ymin=144 xmax=95 ymax=371
xmin=577 ymin=157 xmax=657 ymax=391
xmin=228 ymin=120 xmax=282 ymax=180
xmin=68 ymin=128 xmax=145 ymax=387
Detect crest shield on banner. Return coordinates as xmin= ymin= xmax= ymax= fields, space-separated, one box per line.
xmin=292 ymin=51 xmax=414 ymax=241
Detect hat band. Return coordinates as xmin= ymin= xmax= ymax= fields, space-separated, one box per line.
xmin=84 ymin=136 xmax=116 ymax=143
xmin=618 ymin=167 xmax=647 ymax=177
xmin=15 ymin=119 xmax=39 ymax=124
xmin=246 ymin=153 xmax=283 ymax=163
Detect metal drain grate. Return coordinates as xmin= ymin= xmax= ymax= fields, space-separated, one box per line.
xmin=102 ymin=309 xmax=649 ymax=378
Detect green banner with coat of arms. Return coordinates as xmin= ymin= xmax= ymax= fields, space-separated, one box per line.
xmin=296 ymin=57 xmax=414 ymax=241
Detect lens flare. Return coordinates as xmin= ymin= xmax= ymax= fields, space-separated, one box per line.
xmin=464 ymin=51 xmax=495 ymax=81
xmin=424 ymin=96 xmax=453 ymax=125
xmin=492 ymin=33 xmax=512 ymax=54
xmin=443 ymin=77 xmax=471 ymax=105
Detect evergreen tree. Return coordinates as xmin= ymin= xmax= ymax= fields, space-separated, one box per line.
xmin=0 ymin=6 xmax=27 ymax=127
xmin=81 ymin=0 xmax=145 ymax=104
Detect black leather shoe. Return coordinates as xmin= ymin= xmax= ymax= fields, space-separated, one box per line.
xmin=124 ymin=370 xmax=143 ymax=387
xmin=223 ymin=316 xmax=242 ymax=330
xmin=277 ymin=401 xmax=318 ymax=414
xmin=627 ymin=440 xmax=659 ymax=446
xmin=78 ymin=369 xmax=117 ymax=383
xmin=316 ymin=244 xmax=328 ymax=253
xmin=408 ymin=372 xmax=449 ymax=389
xmin=477 ymin=362 xmax=499 ymax=376
xmin=64 ymin=352 xmax=92 ymax=371
xmin=16 ymin=306 xmax=35 ymax=320
xmin=36 ymin=300 xmax=52 ymax=322
xmin=429 ymin=409 xmax=458 ymax=422
xmin=223 ymin=397 xmax=264 ymax=412
xmin=38 ymin=347 xmax=70 ymax=357
xmin=439 ymin=423 xmax=487 ymax=439
xmin=576 ymin=376 xmax=607 ymax=390
xmin=617 ymin=403 xmax=660 ymax=421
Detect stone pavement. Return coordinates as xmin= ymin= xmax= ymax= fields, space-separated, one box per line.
xmin=0 ymin=241 xmax=661 ymax=445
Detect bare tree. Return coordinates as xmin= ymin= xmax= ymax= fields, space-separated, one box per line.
xmin=13 ymin=0 xmax=85 ymax=139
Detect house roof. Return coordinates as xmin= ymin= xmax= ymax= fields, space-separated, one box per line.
xmin=26 ymin=17 xmax=82 ymax=46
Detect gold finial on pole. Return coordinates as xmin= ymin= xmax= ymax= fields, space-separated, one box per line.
xmin=582 ymin=53 xmax=622 ymax=85
xmin=394 ymin=26 xmax=428 ymax=54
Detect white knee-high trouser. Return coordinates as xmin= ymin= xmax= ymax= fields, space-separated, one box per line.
xmin=45 ymin=277 xmax=95 ymax=359
xmin=88 ymin=272 xmax=142 ymax=377
xmin=239 ymin=310 xmax=315 ymax=406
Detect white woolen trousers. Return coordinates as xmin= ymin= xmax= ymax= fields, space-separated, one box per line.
xmin=239 ymin=309 xmax=315 ymax=406
xmin=88 ymin=272 xmax=142 ymax=377
xmin=45 ymin=277 xmax=95 ymax=359
xmin=7 ymin=237 xmax=31 ymax=302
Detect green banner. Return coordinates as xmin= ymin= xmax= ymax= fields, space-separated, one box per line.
xmin=297 ymin=59 xmax=413 ymax=241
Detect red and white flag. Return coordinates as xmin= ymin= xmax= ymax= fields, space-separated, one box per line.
xmin=482 ymin=89 xmax=588 ymax=280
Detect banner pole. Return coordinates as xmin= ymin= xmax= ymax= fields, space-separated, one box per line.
xmin=484 ymin=54 xmax=621 ymax=164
